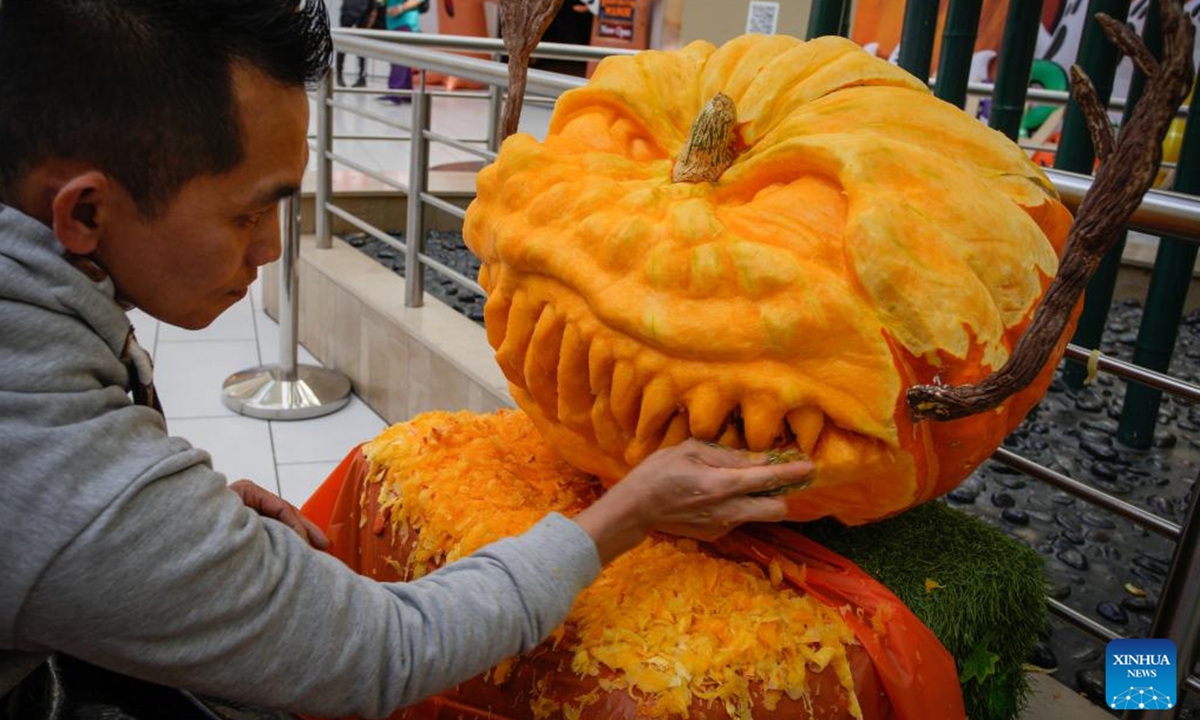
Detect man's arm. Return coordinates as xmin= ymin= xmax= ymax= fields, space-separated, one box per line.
xmin=15 ymin=453 xmax=600 ymax=718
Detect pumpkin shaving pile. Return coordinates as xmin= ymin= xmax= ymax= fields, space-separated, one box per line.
xmin=363 ymin=410 xmax=861 ymax=720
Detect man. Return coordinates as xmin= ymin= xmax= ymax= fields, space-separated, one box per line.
xmin=0 ymin=0 xmax=811 ymax=717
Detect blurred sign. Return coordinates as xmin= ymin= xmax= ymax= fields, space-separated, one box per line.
xmin=598 ymin=0 xmax=636 ymax=41
xmin=745 ymin=1 xmax=779 ymax=35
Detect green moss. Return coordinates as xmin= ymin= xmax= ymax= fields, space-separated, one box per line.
xmin=799 ymin=501 xmax=1046 ymax=720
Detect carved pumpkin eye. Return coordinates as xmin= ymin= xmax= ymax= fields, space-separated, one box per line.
xmin=464 ymin=34 xmax=1074 ymax=524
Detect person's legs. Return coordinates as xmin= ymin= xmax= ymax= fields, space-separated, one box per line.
xmin=380 ymin=27 xmax=413 ymax=103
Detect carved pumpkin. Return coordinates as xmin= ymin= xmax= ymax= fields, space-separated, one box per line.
xmin=464 ymin=34 xmax=1075 ymax=524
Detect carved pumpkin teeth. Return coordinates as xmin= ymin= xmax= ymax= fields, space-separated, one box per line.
xmin=590 ymin=393 xmax=626 ymax=456
xmin=742 ymin=401 xmax=784 ymax=452
xmin=588 ymin=339 xmax=615 ymax=397
xmin=686 ymin=383 xmax=734 ymax=440
xmin=716 ymin=420 xmax=744 ymax=450
xmin=524 ymin=304 xmax=566 ymax=422
xmin=556 ymin=323 xmax=594 ymax=428
xmin=608 ymin=359 xmax=642 ymax=436
xmin=495 ymin=290 xmax=540 ymax=385
xmin=483 ymin=290 xmax=511 ymax=353
xmin=635 ymin=376 xmax=677 ymax=442
xmin=786 ymin=406 xmax=825 ymax=456
xmin=660 ymin=411 xmax=691 ymax=451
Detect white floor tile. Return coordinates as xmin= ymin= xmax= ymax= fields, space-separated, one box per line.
xmin=155 ymin=340 xmax=261 ymax=419
xmin=270 ymin=395 xmax=386 ymax=465
xmin=158 ymin=295 xmax=257 ymax=343
xmin=169 ymin=416 xmax=278 ymax=492
xmin=255 ymin=308 xmax=321 ymax=367
xmin=277 ymin=461 xmax=341 ymax=506
xmin=126 ymin=308 xmax=159 ymax=359
xmin=249 ymin=276 xmax=263 ymax=313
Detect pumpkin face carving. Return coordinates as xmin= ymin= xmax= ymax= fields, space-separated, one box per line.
xmin=463 ymin=34 xmax=1074 ymax=524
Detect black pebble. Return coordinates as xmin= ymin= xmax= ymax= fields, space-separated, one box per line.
xmin=1081 ymin=440 xmax=1119 ymax=461
xmin=1121 ymin=597 xmax=1157 ymax=614
xmin=1028 ymin=642 xmax=1058 ymax=671
xmin=1001 ymin=508 xmax=1030 ymax=526
xmin=1057 ymin=548 xmax=1088 ymax=570
xmin=1046 ymin=582 xmax=1072 ymax=600
xmin=1096 ymin=601 xmax=1129 ymax=625
xmin=946 ymin=487 xmax=978 ymax=504
xmin=1054 ymin=510 xmax=1081 ymax=531
xmin=1076 ymin=669 xmax=1106 ymax=703
xmin=991 ymin=492 xmax=1016 ymax=508
xmin=1081 ymin=512 xmax=1116 ymax=529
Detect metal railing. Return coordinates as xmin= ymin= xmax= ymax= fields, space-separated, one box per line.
xmin=312 ymin=28 xmax=1200 ymax=715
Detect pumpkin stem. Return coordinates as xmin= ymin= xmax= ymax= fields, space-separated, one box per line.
xmin=672 ymin=93 xmax=739 ymax=183
xmin=907 ymin=0 xmax=1195 ymax=422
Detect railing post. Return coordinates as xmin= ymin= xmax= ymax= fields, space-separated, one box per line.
xmin=1131 ymin=476 xmax=1200 ymax=720
xmin=1064 ymin=4 xmax=1163 ymax=390
xmin=933 ymin=0 xmax=982 ymax=108
xmin=406 ymin=71 xmax=431 ymax=308
xmin=487 ymin=83 xmax=503 ymax=154
xmin=897 ymin=0 xmax=939 ymax=86
xmin=220 ymin=193 xmax=352 ymax=419
xmin=988 ymin=0 xmax=1044 ymax=141
xmin=806 ymin=0 xmax=847 ymax=40
xmin=837 ymin=0 xmax=853 ymax=38
xmin=279 ymin=194 xmax=302 ymax=381
xmin=315 ymin=71 xmax=334 ymax=250
xmin=1118 ymin=80 xmax=1200 ymax=448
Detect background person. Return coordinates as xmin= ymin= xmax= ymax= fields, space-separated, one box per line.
xmin=335 ymin=0 xmax=378 ymax=87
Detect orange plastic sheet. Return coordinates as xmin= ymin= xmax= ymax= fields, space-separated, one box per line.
xmin=301 ymin=448 xmax=964 ymax=720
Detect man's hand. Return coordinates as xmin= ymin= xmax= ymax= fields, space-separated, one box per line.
xmin=229 ymin=479 xmax=331 ymax=550
xmin=572 ymin=440 xmax=813 ymax=564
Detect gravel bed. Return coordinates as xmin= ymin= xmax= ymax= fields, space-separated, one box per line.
xmin=346 ymin=230 xmax=1200 ymax=716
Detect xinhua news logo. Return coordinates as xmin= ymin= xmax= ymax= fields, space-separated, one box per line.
xmin=1106 ymin=638 xmax=1177 ymax=711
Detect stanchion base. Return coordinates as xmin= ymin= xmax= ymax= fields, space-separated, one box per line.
xmin=221 ymin=364 xmax=352 ymax=420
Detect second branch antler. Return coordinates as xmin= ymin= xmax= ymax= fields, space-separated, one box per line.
xmin=908 ymin=0 xmax=1196 ymax=422
xmin=498 ymin=0 xmax=566 ymax=142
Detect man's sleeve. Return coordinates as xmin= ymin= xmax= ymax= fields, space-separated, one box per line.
xmin=14 ymin=454 xmax=601 ymax=718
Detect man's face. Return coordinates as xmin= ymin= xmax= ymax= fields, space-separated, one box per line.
xmin=96 ymin=65 xmax=310 ymax=329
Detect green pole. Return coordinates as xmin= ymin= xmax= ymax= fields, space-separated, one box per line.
xmin=1062 ymin=1 xmax=1154 ymax=390
xmin=898 ymin=0 xmax=940 ymax=84
xmin=838 ymin=0 xmax=853 ymax=37
xmin=934 ymin=0 xmax=983 ymax=108
xmin=1117 ymin=79 xmax=1200 ymax=448
xmin=807 ymin=0 xmax=848 ymax=39
xmin=988 ymin=0 xmax=1045 ymax=140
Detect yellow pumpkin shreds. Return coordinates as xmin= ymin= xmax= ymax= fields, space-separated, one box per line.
xmin=362 ymin=409 xmax=598 ymax=578
xmin=363 ymin=410 xmax=863 ymax=720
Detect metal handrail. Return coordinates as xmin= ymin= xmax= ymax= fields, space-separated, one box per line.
xmin=313 ymin=31 xmax=1200 ymax=706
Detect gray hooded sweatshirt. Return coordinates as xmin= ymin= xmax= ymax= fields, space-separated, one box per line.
xmin=0 ymin=203 xmax=601 ymax=716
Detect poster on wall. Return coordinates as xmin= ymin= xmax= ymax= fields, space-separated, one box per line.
xmin=746 ymin=1 xmax=780 ymax=35
xmin=597 ymin=0 xmax=637 ymax=42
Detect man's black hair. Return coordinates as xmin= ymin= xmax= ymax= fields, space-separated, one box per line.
xmin=0 ymin=0 xmax=332 ymax=216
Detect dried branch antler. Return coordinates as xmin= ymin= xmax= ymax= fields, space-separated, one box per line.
xmin=498 ymin=0 xmax=566 ymax=142
xmin=1070 ymin=64 xmax=1116 ymax=162
xmin=907 ymin=0 xmax=1195 ymax=422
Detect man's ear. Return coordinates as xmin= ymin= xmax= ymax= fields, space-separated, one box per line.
xmin=50 ymin=171 xmax=114 ymax=256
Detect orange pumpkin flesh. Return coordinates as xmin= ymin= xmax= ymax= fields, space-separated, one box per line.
xmin=464 ymin=34 xmax=1075 ymax=525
